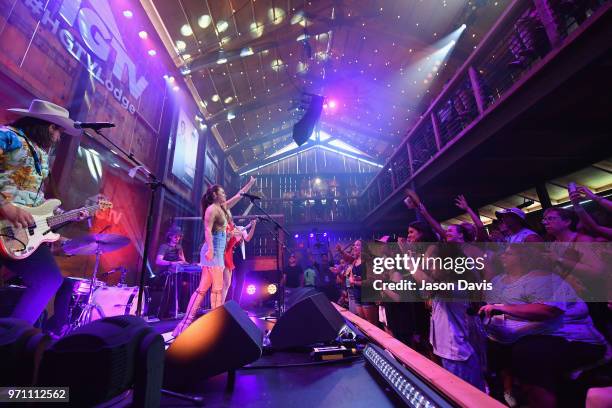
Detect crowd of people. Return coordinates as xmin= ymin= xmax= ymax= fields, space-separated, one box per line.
xmin=283 ymin=184 xmax=611 ymax=408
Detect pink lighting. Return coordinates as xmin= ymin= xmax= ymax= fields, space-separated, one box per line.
xmin=328 ymin=100 xmax=337 ymax=108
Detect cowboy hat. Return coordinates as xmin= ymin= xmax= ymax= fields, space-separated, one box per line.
xmin=7 ymin=99 xmax=80 ymax=136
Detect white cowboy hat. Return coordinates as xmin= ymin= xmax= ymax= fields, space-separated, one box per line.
xmin=7 ymin=99 xmax=80 ymax=136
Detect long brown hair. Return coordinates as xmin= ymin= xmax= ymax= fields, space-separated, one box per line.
xmin=201 ymin=185 xmax=228 ymax=220
xmin=9 ymin=117 xmax=56 ymax=150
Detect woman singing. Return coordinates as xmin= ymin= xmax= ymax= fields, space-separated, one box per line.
xmin=173 ymin=177 xmax=256 ymax=336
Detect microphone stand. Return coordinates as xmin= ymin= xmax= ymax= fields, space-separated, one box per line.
xmin=244 ymin=196 xmax=290 ymax=319
xmin=84 ymin=129 xmax=176 ymax=318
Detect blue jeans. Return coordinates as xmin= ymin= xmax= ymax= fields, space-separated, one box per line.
xmin=1 ymin=245 xmax=63 ymax=325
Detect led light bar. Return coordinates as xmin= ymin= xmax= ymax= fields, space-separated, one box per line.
xmin=363 ymin=344 xmax=453 ymax=408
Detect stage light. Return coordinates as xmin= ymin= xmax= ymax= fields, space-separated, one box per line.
xmin=323 ymin=103 xmax=328 ymax=109
xmin=198 ymin=15 xmax=212 ymax=29
xmin=294 ymin=234 xmax=299 ymax=238
xmin=227 ymin=112 xmax=236 ymax=121
xmin=122 ymin=10 xmax=133 ymax=18
xmin=240 ymin=47 xmax=254 ymax=57
xmin=216 ymin=57 xmax=228 ymax=64
xmin=138 ymin=31 xmax=148 ymax=39
xmin=148 ymin=49 xmax=156 ymax=56
xmin=315 ymin=178 xmax=321 ymax=184
xmin=247 ymin=285 xmax=256 ymax=295
xmin=172 ymin=86 xmax=180 ymax=92
xmin=175 ymin=40 xmax=186 ymax=52
xmin=268 ymin=7 xmax=286 ymax=25
xmin=323 ymin=232 xmax=328 ymax=237
xmin=167 ymin=76 xmax=175 ymax=83
xmin=180 ymin=24 xmax=193 ymax=37
xmin=217 ymin=20 xmax=229 ymax=33
xmin=309 ymin=233 xmax=314 ymax=238
xmin=211 ymin=94 xmax=220 ymax=102
xmin=224 ymin=96 xmax=233 ymax=104
xmin=328 ymin=100 xmax=337 ymax=109
xmin=267 ymin=284 xmax=277 ymax=295
xmin=249 ymin=22 xmax=264 ymax=38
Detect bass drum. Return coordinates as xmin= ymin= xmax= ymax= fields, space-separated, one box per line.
xmin=90 ymin=285 xmax=148 ymax=320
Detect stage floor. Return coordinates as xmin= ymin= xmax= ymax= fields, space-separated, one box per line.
xmin=149 ymin=313 xmax=401 ymax=408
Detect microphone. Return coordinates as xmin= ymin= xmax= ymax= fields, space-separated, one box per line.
xmin=240 ymin=192 xmax=261 ymax=200
xmin=74 ymin=121 xmax=116 ymax=130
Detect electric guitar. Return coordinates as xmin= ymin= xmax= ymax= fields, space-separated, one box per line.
xmin=0 ymin=198 xmax=112 ymax=260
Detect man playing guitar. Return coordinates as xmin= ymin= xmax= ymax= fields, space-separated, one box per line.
xmin=0 ymin=99 xmax=81 ymax=328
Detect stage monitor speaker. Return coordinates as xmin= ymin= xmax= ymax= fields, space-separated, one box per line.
xmin=270 ymin=292 xmax=345 ymax=349
xmin=164 ymin=300 xmax=262 ymax=390
xmin=292 ymin=94 xmax=324 ymax=146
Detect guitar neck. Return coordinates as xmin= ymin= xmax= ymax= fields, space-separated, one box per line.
xmin=47 ymin=204 xmax=100 ymax=228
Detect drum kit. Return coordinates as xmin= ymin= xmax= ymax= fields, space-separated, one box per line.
xmin=61 ymin=233 xmax=146 ymax=334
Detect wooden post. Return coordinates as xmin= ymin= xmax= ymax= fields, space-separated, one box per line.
xmin=468 ymin=66 xmax=486 ymax=115
xmin=430 ymin=112 xmax=443 ymax=151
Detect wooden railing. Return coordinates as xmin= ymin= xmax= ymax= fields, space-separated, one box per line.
xmin=333 ymin=303 xmax=505 ymax=408
xmin=360 ymin=0 xmax=611 ymax=218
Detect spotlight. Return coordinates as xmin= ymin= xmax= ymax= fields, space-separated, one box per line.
xmin=247 ymin=285 xmax=256 ymax=295
xmin=267 ymin=284 xmax=277 ymax=295
xmin=122 ymin=10 xmax=133 ymax=18
xmin=315 ymin=178 xmax=321 ymax=184
xmin=309 ymin=233 xmax=314 ymax=238
xmin=138 ymin=31 xmax=148 ymax=39
xmin=328 ymin=100 xmax=337 ymax=109
xmin=323 ymin=232 xmax=328 ymax=237
xmin=172 ymin=86 xmax=179 ymax=92
xmin=294 ymin=234 xmax=299 ymax=239
xmin=148 ymin=49 xmax=157 ymax=56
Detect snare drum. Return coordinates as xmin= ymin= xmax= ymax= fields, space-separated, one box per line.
xmin=66 ymin=277 xmax=106 ymax=297
xmin=90 ymin=286 xmax=148 ymax=320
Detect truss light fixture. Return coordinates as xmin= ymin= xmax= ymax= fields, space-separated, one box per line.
xmin=227 ymin=112 xmax=236 ymax=121
xmin=138 ymin=31 xmax=148 ymax=39
xmin=211 ymin=94 xmax=220 ymax=102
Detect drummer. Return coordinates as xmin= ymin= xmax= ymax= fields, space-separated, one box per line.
xmin=154 ymin=225 xmax=188 ymax=281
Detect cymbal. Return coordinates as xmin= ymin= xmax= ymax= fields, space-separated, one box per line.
xmin=63 ymin=233 xmax=131 ymax=256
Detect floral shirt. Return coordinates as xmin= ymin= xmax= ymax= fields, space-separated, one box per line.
xmin=0 ymin=126 xmax=49 ymax=207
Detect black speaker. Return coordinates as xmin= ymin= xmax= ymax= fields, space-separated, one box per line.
xmin=164 ymin=300 xmax=262 ymax=390
xmin=285 ymin=286 xmax=320 ymax=309
xmin=292 ymin=94 xmax=324 ymax=146
xmin=270 ymin=292 xmax=345 ymax=349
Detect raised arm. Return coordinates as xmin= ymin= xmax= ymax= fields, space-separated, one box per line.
xmin=225 ymin=176 xmax=256 ymax=209
xmin=570 ymin=189 xmax=612 ymax=240
xmin=415 ymin=202 xmax=447 ymax=241
xmin=455 ymin=195 xmax=488 ymax=241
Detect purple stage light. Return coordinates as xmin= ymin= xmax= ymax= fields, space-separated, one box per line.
xmin=294 ymin=234 xmax=299 ymax=238
xmin=309 ymin=233 xmax=314 ymax=238
xmin=323 ymin=232 xmax=328 ymax=237
xmin=328 ymin=100 xmax=337 ymax=109
xmin=246 ymin=284 xmax=256 ymax=295
xmin=148 ymin=49 xmax=157 ymax=56
xmin=122 ymin=10 xmax=133 ymax=18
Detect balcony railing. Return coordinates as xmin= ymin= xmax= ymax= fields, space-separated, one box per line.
xmin=361 ymin=0 xmax=609 ymax=218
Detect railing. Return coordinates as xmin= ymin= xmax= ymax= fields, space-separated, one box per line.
xmin=250 ymin=196 xmax=367 ymax=225
xmin=360 ymin=0 xmax=609 ymax=217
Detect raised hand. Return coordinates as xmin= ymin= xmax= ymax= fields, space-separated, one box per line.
xmin=455 ymin=195 xmax=469 ymax=211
